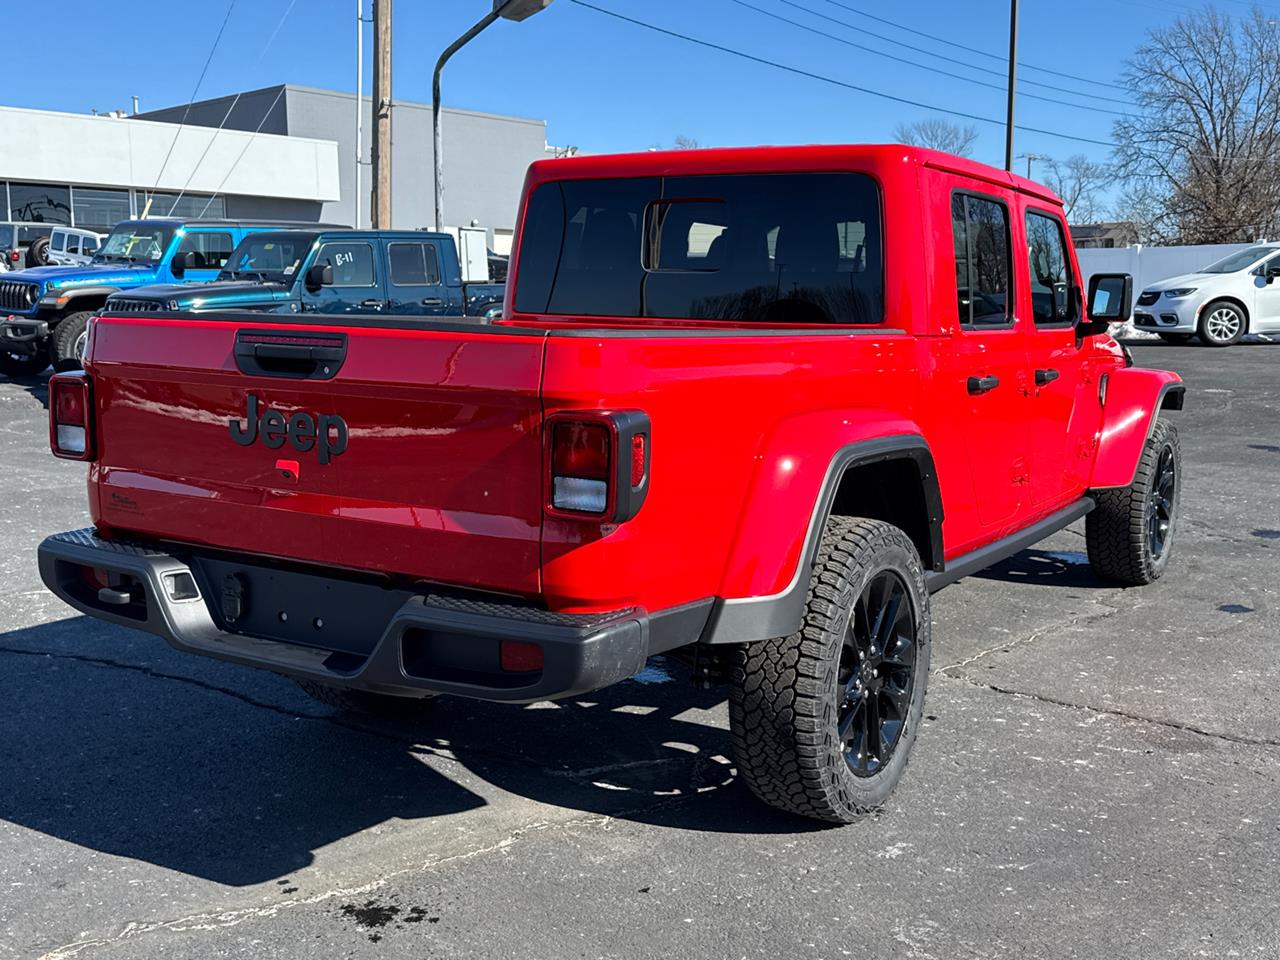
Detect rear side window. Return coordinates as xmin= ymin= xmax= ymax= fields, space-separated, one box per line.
xmin=83 ymin=236 xmax=98 ymax=254
xmin=951 ymin=192 xmax=1012 ymax=328
xmin=1025 ymin=210 xmax=1074 ymax=325
xmin=388 ymin=242 xmax=442 ymax=285
xmin=515 ymin=173 xmax=883 ymax=324
xmin=178 ymin=231 xmax=235 ymax=269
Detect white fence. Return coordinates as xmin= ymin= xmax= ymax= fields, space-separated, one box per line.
xmin=1076 ymin=243 xmax=1252 ymax=297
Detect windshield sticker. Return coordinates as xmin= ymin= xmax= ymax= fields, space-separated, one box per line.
xmin=283 ymin=264 xmax=296 ymax=275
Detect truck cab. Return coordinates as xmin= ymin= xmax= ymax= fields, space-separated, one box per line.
xmin=0 ymin=219 xmax=338 ymax=374
xmin=104 ymin=229 xmax=507 ymax=321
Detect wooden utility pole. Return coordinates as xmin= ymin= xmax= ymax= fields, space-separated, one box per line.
xmin=371 ymin=0 xmax=392 ymax=228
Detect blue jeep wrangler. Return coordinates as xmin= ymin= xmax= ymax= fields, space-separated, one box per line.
xmin=103 ymin=229 xmax=505 ymax=322
xmin=0 ymin=219 xmax=334 ymax=374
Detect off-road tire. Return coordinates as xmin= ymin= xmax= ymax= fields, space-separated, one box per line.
xmin=1086 ymin=418 xmax=1180 ymax=585
xmin=0 ymin=350 xmax=48 ymax=378
xmin=1198 ymin=299 xmax=1246 ymax=347
xmin=295 ymin=678 xmax=436 ymax=717
xmin=729 ymin=517 xmax=931 ymax=823
xmin=25 ymin=236 xmax=50 ymax=268
xmin=50 ymin=311 xmax=93 ymax=371
xmin=1157 ymin=332 xmax=1193 ymax=345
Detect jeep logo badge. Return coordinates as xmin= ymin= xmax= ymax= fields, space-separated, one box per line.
xmin=229 ymin=394 xmax=348 ymax=464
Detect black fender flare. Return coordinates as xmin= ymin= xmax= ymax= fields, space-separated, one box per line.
xmin=700 ymin=435 xmax=943 ymax=645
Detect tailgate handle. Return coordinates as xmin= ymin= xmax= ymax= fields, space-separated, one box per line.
xmin=234 ymin=330 xmax=347 ymax=380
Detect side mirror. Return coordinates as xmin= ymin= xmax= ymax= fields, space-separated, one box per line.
xmin=170 ymin=251 xmax=197 ymax=278
xmin=305 ymin=263 xmax=333 ymax=291
xmin=1082 ymin=272 xmax=1132 ymax=336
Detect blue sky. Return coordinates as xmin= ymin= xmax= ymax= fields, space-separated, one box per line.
xmin=5 ymin=0 xmax=1259 ymax=178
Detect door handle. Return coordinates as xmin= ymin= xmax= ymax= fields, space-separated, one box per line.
xmin=421 ymin=297 xmax=444 ymax=306
xmin=1034 ymin=368 xmax=1060 ymax=386
xmin=359 ymin=299 xmax=384 ymax=310
xmin=967 ymin=375 xmax=1000 ymax=395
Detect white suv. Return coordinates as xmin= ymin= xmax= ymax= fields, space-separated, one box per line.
xmin=1134 ymin=243 xmax=1280 ymax=346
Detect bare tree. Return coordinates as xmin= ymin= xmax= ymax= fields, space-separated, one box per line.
xmin=1114 ymin=7 xmax=1280 ymax=243
xmin=673 ymin=135 xmax=702 ymax=150
xmin=1043 ymin=154 xmax=1111 ymax=223
xmin=893 ymin=118 xmax=978 ymax=158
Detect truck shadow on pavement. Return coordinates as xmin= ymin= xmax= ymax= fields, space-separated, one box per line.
xmin=0 ymin=619 xmax=822 ymax=886
xmin=971 ymin=548 xmax=1104 ymax=589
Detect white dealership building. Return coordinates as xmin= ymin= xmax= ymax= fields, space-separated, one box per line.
xmin=0 ymin=87 xmax=562 ymax=250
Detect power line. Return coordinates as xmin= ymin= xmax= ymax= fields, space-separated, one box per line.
xmin=567 ymin=0 xmax=1117 ymax=148
xmin=780 ymin=0 xmax=1134 ymax=106
xmin=164 ymin=0 xmax=302 ymax=214
xmin=731 ymin=0 xmax=1133 ymax=118
xmin=813 ymin=0 xmax=1131 ymax=93
xmin=198 ymin=86 xmax=290 ymax=217
xmin=144 ymin=0 xmax=239 ymax=212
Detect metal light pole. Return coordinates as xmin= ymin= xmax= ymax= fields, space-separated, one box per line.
xmin=433 ymin=0 xmax=553 ymax=232
xmin=1004 ymin=0 xmax=1019 ymax=172
xmin=355 ymin=0 xmax=366 ymax=228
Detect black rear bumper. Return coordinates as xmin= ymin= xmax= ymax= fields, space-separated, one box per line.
xmin=37 ymin=529 xmax=666 ymax=703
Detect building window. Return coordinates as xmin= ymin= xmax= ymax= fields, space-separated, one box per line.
xmin=71 ymin=187 xmax=131 ymax=233
xmin=8 ymin=182 xmax=72 ymax=225
xmin=138 ymin=191 xmax=225 ymax=220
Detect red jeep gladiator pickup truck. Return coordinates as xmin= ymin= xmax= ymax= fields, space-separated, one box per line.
xmin=39 ymin=146 xmax=1184 ymax=823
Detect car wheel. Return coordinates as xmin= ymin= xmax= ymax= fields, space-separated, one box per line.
xmin=295 ymin=678 xmax=438 ymax=717
xmin=0 ymin=350 xmax=49 ymax=378
xmin=50 ymin=311 xmax=94 ymax=371
xmin=1198 ymin=300 xmax=1246 ymax=347
xmin=24 ymin=237 xmax=50 ymax=268
xmin=1086 ymin=418 xmax=1180 ymax=585
xmin=1157 ymin=332 xmax=1194 ymax=345
xmin=729 ymin=516 xmax=931 ymax=823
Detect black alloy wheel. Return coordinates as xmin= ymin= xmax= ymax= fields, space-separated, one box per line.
xmin=837 ymin=570 xmax=918 ymax=776
xmin=1148 ymin=445 xmax=1176 ymax=561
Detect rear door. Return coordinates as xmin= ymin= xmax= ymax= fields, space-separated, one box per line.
xmin=382 ymin=239 xmax=453 ymax=316
xmin=300 ymin=238 xmax=388 ymax=315
xmin=1020 ymin=205 xmax=1099 ymax=508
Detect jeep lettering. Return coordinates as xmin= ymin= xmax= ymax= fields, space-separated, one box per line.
xmin=229 ymin=394 xmax=348 ymax=463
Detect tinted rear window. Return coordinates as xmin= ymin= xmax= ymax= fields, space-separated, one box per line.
xmin=514 ymin=173 xmax=883 ymax=324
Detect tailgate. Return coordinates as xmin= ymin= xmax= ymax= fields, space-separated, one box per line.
xmin=88 ymin=314 xmax=548 ymax=596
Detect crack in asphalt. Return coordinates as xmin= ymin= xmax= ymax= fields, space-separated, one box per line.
xmin=33 ymin=812 xmax=620 ymax=960
xmin=932 ymin=597 xmax=1125 ymax=676
xmin=939 ymin=671 xmax=1280 ymax=750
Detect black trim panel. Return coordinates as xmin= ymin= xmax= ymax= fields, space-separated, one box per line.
xmin=924 ymin=498 xmax=1094 ymax=592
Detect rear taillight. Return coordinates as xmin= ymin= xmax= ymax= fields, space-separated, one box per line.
xmin=551 ymin=421 xmax=611 ymax=513
xmin=547 ymin=411 xmax=650 ymax=521
xmin=49 ymin=373 xmax=94 ymax=460
xmin=7 ymin=250 xmax=17 ymax=262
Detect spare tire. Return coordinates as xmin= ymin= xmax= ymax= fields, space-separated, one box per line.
xmin=25 ymin=236 xmax=50 ymax=268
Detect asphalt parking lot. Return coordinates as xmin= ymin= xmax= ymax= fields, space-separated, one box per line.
xmin=1 ymin=341 xmax=1277 ymax=960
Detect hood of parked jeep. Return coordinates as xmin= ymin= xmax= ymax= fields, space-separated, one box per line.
xmin=108 ymin=280 xmax=291 ymax=311
xmin=15 ymin=264 xmax=156 ymax=292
